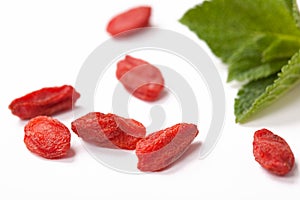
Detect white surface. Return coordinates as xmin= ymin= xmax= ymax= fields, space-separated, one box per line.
xmin=1 ymin=0 xmax=300 ymax=199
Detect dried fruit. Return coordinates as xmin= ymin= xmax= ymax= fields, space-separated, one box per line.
xmin=253 ymin=128 xmax=295 ymax=176
xmin=24 ymin=116 xmax=71 ymax=159
xmin=116 ymin=55 xmax=164 ymax=101
xmin=71 ymin=112 xmax=146 ymax=150
xmin=106 ymin=6 xmax=151 ymax=36
xmin=9 ymin=85 xmax=80 ymax=119
xmin=136 ymin=123 xmax=198 ymax=172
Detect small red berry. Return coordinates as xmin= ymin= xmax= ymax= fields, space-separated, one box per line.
xmin=106 ymin=6 xmax=151 ymax=36
xmin=24 ymin=116 xmax=71 ymax=159
xmin=9 ymin=85 xmax=80 ymax=119
xmin=253 ymin=128 xmax=295 ymax=176
xmin=136 ymin=123 xmax=199 ymax=172
xmin=71 ymin=112 xmax=146 ymax=150
xmin=116 ymin=55 xmax=164 ymax=101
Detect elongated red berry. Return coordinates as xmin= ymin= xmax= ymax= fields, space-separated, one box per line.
xmin=106 ymin=6 xmax=151 ymax=36
xmin=253 ymin=128 xmax=295 ymax=176
xmin=116 ymin=55 xmax=164 ymax=101
xmin=136 ymin=123 xmax=199 ymax=172
xmin=24 ymin=116 xmax=71 ymax=159
xmin=9 ymin=85 xmax=80 ymax=119
xmin=71 ymin=112 xmax=146 ymax=150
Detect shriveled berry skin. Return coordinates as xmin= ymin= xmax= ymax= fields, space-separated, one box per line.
xmin=116 ymin=55 xmax=164 ymax=101
xmin=136 ymin=123 xmax=198 ymax=172
xmin=9 ymin=85 xmax=80 ymax=119
xmin=71 ymin=112 xmax=146 ymax=150
xmin=106 ymin=6 xmax=151 ymax=36
xmin=253 ymin=129 xmax=295 ymax=176
xmin=24 ymin=116 xmax=71 ymax=159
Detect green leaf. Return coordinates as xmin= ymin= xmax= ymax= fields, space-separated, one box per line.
xmin=292 ymin=0 xmax=300 ymax=27
xmin=180 ymin=0 xmax=300 ymax=81
xmin=234 ymin=75 xmax=278 ymax=122
xmin=228 ymin=61 xmax=286 ymax=83
xmin=235 ymin=50 xmax=300 ymax=123
xmin=283 ymin=0 xmax=294 ymax=14
xmin=227 ymin=35 xmax=287 ymax=82
xmin=284 ymin=0 xmax=300 ymax=27
xmin=181 ymin=0 xmax=300 ymax=123
xmin=262 ymin=37 xmax=300 ymax=62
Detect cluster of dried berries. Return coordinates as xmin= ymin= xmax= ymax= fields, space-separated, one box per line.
xmin=8 ymin=5 xmax=296 ymax=176
xmin=8 ymin=5 xmax=198 ymax=171
xmin=72 ymin=112 xmax=198 ymax=171
xmin=9 ymin=84 xmax=198 ymax=171
xmin=10 ymin=85 xmax=79 ymax=159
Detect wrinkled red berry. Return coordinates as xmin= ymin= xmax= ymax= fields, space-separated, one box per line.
xmin=106 ymin=6 xmax=151 ymax=36
xmin=71 ymin=112 xmax=146 ymax=150
xmin=253 ymin=129 xmax=295 ymax=176
xmin=9 ymin=85 xmax=80 ymax=119
xmin=24 ymin=116 xmax=71 ymax=159
xmin=116 ymin=55 xmax=164 ymax=101
xmin=136 ymin=123 xmax=198 ymax=172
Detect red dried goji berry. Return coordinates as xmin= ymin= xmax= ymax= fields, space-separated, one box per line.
xmin=106 ymin=6 xmax=151 ymax=36
xmin=135 ymin=123 xmax=199 ymax=172
xmin=253 ymin=128 xmax=295 ymax=176
xmin=116 ymin=55 xmax=164 ymax=101
xmin=71 ymin=112 xmax=146 ymax=150
xmin=24 ymin=116 xmax=71 ymax=159
xmin=9 ymin=85 xmax=80 ymax=119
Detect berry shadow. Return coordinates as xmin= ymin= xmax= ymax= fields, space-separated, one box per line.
xmin=267 ymin=162 xmax=299 ymax=184
xmin=48 ymin=147 xmax=76 ymax=163
xmin=65 ymin=147 xmax=76 ymax=159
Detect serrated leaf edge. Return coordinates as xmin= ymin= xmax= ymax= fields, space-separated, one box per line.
xmin=236 ymin=50 xmax=300 ymax=123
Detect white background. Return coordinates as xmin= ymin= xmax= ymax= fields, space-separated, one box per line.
xmin=1 ymin=0 xmax=300 ymax=199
